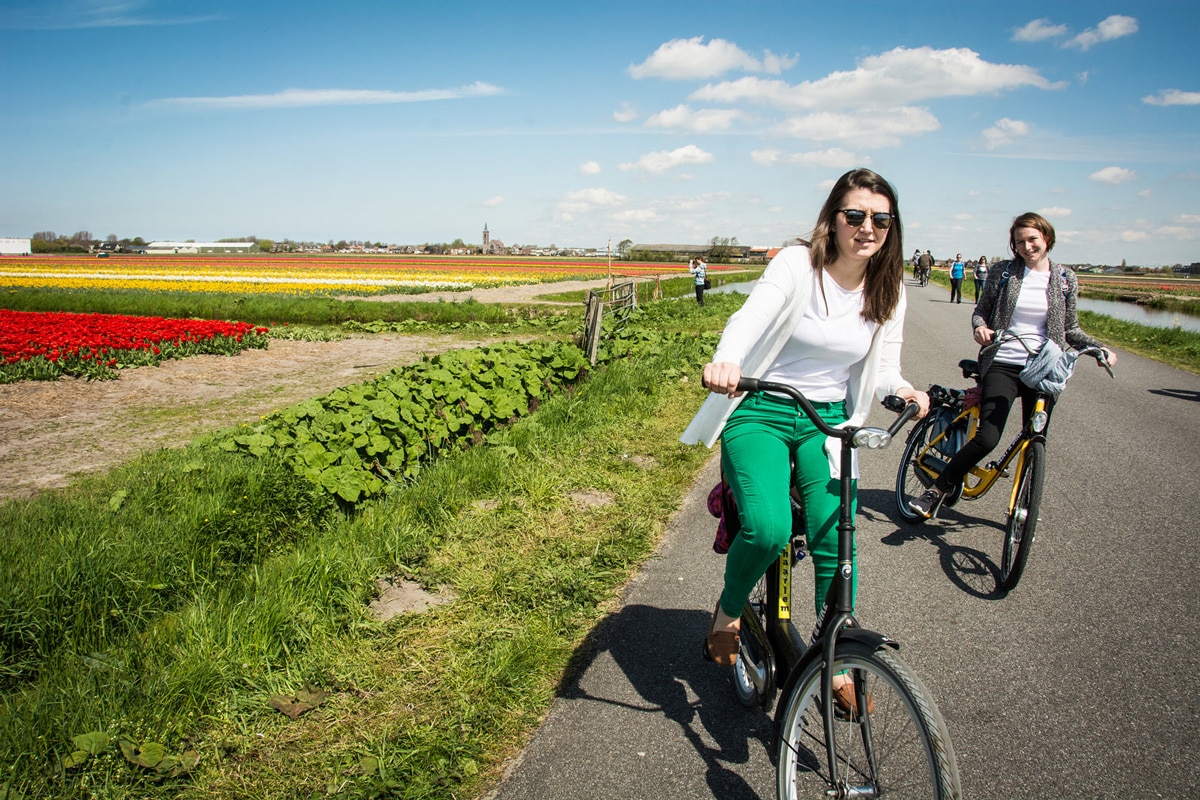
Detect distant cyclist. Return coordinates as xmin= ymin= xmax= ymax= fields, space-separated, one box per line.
xmin=909 ymin=213 xmax=1117 ymax=519
xmin=917 ymin=249 xmax=933 ymax=286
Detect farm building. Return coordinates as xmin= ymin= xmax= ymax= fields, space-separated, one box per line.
xmin=146 ymin=241 xmax=259 ymax=254
xmin=0 ymin=238 xmax=32 ymax=255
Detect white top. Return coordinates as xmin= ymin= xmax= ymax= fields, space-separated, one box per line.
xmin=759 ymin=271 xmax=876 ymax=401
xmin=681 ymin=245 xmax=912 ymax=478
xmin=996 ymin=266 xmax=1050 ymax=366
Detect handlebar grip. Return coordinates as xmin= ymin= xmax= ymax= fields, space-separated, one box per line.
xmin=736 ymin=377 xmax=760 ymax=393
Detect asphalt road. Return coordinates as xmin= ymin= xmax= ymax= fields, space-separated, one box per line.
xmin=487 ymin=281 xmax=1200 ymax=800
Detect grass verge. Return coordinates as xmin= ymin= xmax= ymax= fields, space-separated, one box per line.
xmin=0 ymin=315 xmax=717 ymax=798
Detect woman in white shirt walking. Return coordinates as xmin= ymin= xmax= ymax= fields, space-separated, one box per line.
xmin=681 ymin=169 xmax=929 ymax=705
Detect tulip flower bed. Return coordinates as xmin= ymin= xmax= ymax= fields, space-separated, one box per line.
xmin=0 ymin=309 xmax=269 ymax=383
xmin=0 ymin=254 xmax=681 ymax=296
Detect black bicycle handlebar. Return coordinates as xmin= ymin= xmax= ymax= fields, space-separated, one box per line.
xmin=724 ymin=376 xmax=919 ymax=449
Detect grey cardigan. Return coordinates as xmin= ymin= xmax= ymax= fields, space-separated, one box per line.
xmin=971 ymin=259 xmax=1104 ymax=375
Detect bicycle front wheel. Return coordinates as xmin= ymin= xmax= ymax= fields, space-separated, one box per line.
xmin=776 ymin=642 xmax=961 ymax=800
xmin=999 ymin=440 xmax=1045 ymax=591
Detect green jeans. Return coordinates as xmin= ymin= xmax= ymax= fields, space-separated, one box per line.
xmin=718 ymin=392 xmax=857 ymax=619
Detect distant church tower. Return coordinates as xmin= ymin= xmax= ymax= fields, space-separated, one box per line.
xmin=482 ymin=223 xmax=490 ymax=254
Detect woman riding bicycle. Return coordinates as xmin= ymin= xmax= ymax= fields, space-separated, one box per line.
xmin=908 ymin=212 xmax=1118 ymax=519
xmin=680 ymin=168 xmax=929 ymax=706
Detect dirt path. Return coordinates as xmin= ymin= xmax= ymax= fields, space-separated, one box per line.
xmin=0 ymin=279 xmax=629 ymax=503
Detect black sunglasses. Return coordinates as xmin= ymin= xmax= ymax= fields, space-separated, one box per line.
xmin=838 ymin=209 xmax=894 ymax=230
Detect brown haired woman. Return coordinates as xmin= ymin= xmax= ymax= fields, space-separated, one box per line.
xmin=681 ymin=168 xmax=929 ymax=711
xmin=908 ymin=212 xmax=1117 ymax=519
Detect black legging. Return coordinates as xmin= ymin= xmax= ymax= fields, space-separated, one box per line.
xmin=949 ymin=278 xmax=963 ymax=303
xmin=694 ymin=284 xmax=705 ymax=305
xmin=935 ymin=363 xmax=1054 ymax=493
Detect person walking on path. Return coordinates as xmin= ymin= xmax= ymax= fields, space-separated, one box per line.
xmin=909 ymin=213 xmax=1117 ymax=519
xmin=689 ymin=257 xmax=708 ymax=306
xmin=973 ymin=255 xmax=989 ymax=300
xmin=950 ymin=253 xmax=965 ymax=304
xmin=681 ymin=168 xmax=929 ymax=708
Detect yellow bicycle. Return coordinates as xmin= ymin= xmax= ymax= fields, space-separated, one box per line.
xmin=894 ymin=336 xmax=1113 ymax=590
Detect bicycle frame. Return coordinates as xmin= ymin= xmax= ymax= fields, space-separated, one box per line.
xmin=918 ymin=393 xmax=1048 ymax=511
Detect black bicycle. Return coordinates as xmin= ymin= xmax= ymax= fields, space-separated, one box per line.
xmin=724 ymin=377 xmax=961 ymax=800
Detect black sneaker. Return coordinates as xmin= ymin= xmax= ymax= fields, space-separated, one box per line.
xmin=908 ymin=489 xmax=944 ymax=519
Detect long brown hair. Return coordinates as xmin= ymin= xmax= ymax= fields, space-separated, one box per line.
xmin=808 ymin=168 xmax=904 ymax=324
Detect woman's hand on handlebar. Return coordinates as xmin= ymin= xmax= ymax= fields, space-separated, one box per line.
xmin=702 ymin=361 xmax=744 ymax=397
xmin=973 ymin=324 xmax=995 ymax=346
xmin=894 ymin=386 xmax=931 ymax=420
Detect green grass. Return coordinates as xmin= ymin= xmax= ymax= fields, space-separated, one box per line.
xmin=1077 ymin=310 xmax=1200 ymax=375
xmin=0 ymin=306 xmax=717 ymax=799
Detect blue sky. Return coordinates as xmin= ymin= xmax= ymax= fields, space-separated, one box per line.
xmin=2 ymin=1 xmax=1198 ymax=266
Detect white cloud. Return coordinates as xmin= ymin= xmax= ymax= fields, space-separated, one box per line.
xmin=557 ymin=188 xmax=627 ymax=214
xmin=579 ymin=161 xmax=602 ymax=175
xmin=613 ymin=102 xmax=638 ymax=122
xmin=982 ymin=117 xmax=1030 ymax=149
xmin=612 ymin=208 xmax=661 ymax=223
xmin=482 ymin=196 xmax=504 ymax=208
xmin=1013 ymin=19 xmax=1068 ymax=42
xmin=750 ymin=148 xmax=781 ymax=166
xmin=618 ymin=144 xmax=714 ymax=174
xmin=628 ymin=36 xmax=796 ymax=80
xmin=147 ymin=82 xmax=503 ymax=110
xmin=751 ymin=147 xmax=864 ymax=168
xmin=1143 ymin=89 xmax=1200 ymax=106
xmin=1065 ymin=15 xmax=1138 ymax=51
xmin=1 ymin=1 xmax=220 ymax=29
xmin=1175 ymin=214 xmax=1200 ymax=224
xmin=645 ymin=104 xmax=744 ymax=132
xmin=1154 ymin=226 xmax=1195 ymax=239
xmin=771 ymin=107 xmax=940 ymax=148
xmin=1119 ymin=230 xmax=1148 ymax=242
xmin=1090 ymin=166 xmax=1137 ymax=185
xmin=1138 ymin=189 xmax=1153 ymax=198
xmin=1038 ymin=206 xmax=1072 ymax=217
xmin=690 ymin=47 xmax=1058 ymax=111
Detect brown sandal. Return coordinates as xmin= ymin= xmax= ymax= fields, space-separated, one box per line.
xmin=703 ymin=604 xmax=740 ymax=667
xmin=832 ymin=678 xmax=875 ymax=719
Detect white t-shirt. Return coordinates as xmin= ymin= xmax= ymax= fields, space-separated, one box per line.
xmin=995 ymin=266 xmax=1050 ymax=366
xmin=759 ymin=271 xmax=877 ymax=401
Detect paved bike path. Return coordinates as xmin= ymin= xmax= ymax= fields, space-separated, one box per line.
xmin=488 ymin=280 xmax=1200 ymax=800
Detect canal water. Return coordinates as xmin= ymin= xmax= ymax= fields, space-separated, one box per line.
xmin=710 ymin=281 xmax=1200 ymax=333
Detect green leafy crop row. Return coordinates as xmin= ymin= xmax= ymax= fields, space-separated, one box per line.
xmin=219 ymin=341 xmax=592 ymax=503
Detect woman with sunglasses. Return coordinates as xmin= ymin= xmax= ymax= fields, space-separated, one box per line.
xmin=908 ymin=212 xmax=1117 ymax=519
xmin=682 ymin=168 xmax=929 ymax=706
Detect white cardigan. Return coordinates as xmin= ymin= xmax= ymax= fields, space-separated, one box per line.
xmin=680 ymin=245 xmax=912 ymax=477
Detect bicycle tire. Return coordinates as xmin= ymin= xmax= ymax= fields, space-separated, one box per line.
xmin=999 ymin=440 xmax=1044 ymax=591
xmin=776 ymin=642 xmax=961 ymax=800
xmin=895 ymin=416 xmax=937 ymax=522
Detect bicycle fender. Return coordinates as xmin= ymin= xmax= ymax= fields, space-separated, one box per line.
xmin=773 ymin=628 xmax=899 ymax=725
